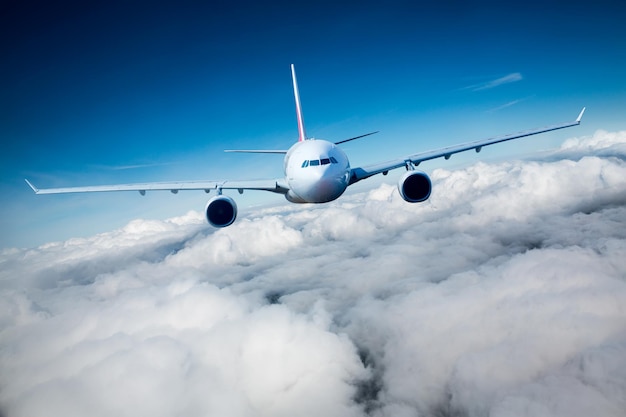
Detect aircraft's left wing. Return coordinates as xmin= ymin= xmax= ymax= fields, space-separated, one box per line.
xmin=349 ymin=107 xmax=585 ymax=184
xmin=25 ymin=178 xmax=289 ymax=196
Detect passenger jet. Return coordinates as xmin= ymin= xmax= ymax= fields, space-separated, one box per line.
xmin=26 ymin=65 xmax=585 ymax=228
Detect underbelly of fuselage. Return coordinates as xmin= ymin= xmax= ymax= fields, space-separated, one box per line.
xmin=286 ymin=172 xmax=349 ymax=203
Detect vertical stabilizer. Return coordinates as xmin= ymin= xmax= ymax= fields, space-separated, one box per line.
xmin=291 ymin=64 xmax=307 ymax=142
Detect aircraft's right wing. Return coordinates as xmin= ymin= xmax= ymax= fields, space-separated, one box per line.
xmin=25 ymin=178 xmax=289 ymax=196
xmin=349 ymin=107 xmax=585 ymax=184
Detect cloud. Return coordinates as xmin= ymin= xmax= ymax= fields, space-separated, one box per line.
xmin=105 ymin=162 xmax=175 ymax=171
xmin=465 ymin=73 xmax=523 ymax=91
xmin=487 ymin=98 xmax=526 ymax=112
xmin=1 ymin=130 xmax=626 ymax=416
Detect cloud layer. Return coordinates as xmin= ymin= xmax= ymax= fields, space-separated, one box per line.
xmin=1 ymin=130 xmax=626 ymax=417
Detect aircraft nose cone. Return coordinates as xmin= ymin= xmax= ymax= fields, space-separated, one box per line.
xmin=300 ymin=171 xmax=346 ymax=203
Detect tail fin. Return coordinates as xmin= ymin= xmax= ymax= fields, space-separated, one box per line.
xmin=291 ymin=64 xmax=307 ymax=142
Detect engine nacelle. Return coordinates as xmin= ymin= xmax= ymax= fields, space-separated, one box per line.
xmin=398 ymin=171 xmax=432 ymax=203
xmin=205 ymin=195 xmax=237 ymax=227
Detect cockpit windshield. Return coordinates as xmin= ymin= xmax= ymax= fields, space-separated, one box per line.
xmin=301 ymin=156 xmax=338 ymax=168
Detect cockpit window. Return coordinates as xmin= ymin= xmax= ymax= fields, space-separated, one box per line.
xmin=301 ymin=157 xmax=339 ymax=168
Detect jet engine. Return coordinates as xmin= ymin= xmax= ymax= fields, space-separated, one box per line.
xmin=205 ymin=195 xmax=237 ymax=227
xmin=398 ymin=171 xmax=432 ymax=203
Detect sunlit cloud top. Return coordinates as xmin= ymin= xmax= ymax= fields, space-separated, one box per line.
xmin=1 ymin=131 xmax=625 ymax=417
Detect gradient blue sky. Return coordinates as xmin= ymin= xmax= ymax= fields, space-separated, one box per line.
xmin=2 ymin=0 xmax=625 ymax=248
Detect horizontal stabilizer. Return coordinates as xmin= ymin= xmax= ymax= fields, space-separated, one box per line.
xmin=335 ymin=131 xmax=379 ymax=145
xmin=224 ymin=149 xmax=288 ymax=154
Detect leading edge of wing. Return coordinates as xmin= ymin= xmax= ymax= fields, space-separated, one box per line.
xmin=25 ymin=178 xmax=288 ymax=195
xmin=349 ymin=107 xmax=585 ymax=184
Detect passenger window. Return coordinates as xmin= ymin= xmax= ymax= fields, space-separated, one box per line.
xmin=310 ymin=160 xmax=320 ymax=166
xmin=301 ymin=160 xmax=309 ymax=168
xmin=321 ymin=158 xmax=330 ymax=165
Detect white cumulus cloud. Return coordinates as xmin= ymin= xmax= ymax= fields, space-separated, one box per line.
xmin=1 ymin=130 xmax=625 ymax=417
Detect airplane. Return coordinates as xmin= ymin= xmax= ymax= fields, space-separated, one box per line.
xmin=26 ymin=65 xmax=585 ymax=228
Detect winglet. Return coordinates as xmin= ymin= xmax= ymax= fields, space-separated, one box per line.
xmin=576 ymin=107 xmax=586 ymax=124
xmin=291 ymin=64 xmax=307 ymax=142
xmin=25 ymin=179 xmax=39 ymax=193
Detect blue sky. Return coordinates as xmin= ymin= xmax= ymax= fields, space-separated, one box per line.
xmin=2 ymin=0 xmax=625 ymax=248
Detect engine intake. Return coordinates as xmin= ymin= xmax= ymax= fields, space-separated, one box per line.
xmin=205 ymin=195 xmax=238 ymax=227
xmin=398 ymin=171 xmax=432 ymax=203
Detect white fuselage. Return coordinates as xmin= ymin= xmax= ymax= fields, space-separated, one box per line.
xmin=283 ymin=139 xmax=350 ymax=203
